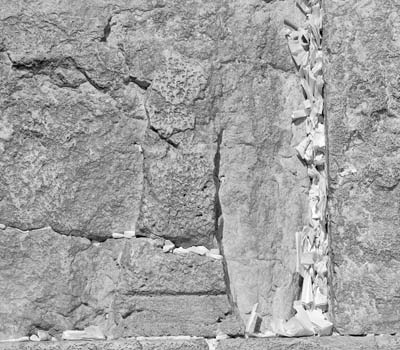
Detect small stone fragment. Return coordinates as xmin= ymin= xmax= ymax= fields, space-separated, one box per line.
xmin=0 ymin=224 xmax=5 ymax=229
xmin=187 ymin=246 xmax=209 ymax=256
xmin=112 ymin=232 xmax=125 ymax=239
xmin=162 ymin=240 xmax=175 ymax=253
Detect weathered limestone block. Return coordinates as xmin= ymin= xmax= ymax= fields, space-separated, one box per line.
xmin=137 ymin=129 xmax=217 ymax=248
xmin=0 ymin=50 xmax=146 ymax=240
xmin=0 ymin=228 xmax=235 ymax=340
xmin=218 ymin=0 xmax=309 ymax=327
xmin=325 ymin=0 xmax=400 ymax=334
xmin=113 ymin=295 xmax=236 ymax=338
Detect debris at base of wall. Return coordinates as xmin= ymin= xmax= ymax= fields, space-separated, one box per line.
xmin=271 ymin=302 xmax=332 ymax=337
xmin=0 ymin=223 xmax=5 ymax=229
xmin=279 ymin=0 xmax=332 ymax=337
xmin=61 ymin=325 xmax=105 ymax=341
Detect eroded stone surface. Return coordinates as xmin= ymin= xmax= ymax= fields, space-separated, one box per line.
xmin=0 ymin=228 xmax=235 ymax=340
xmin=325 ymin=0 xmax=400 ymax=334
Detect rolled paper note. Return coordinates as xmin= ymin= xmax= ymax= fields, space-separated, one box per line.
xmin=37 ymin=330 xmax=51 ymax=341
xmin=301 ymin=79 xmax=313 ymax=101
xmin=163 ymin=240 xmax=175 ymax=253
xmin=304 ymin=142 xmax=314 ymax=163
xmin=30 ymin=335 xmax=40 ymax=342
xmin=303 ymin=99 xmax=312 ymax=110
xmin=187 ymin=246 xmax=209 ymax=256
xmin=314 ymin=259 xmax=328 ymax=277
xmin=301 ymin=270 xmax=314 ymax=305
xmin=293 ymin=301 xmax=315 ymax=334
xmin=295 ymin=137 xmax=311 ymax=160
xmin=124 ymin=230 xmax=135 ymax=238
xmin=206 ymin=252 xmax=223 ymax=260
xmin=301 ymin=252 xmax=316 ymax=265
xmin=173 ymin=247 xmax=190 ymax=255
xmin=245 ymin=303 xmax=259 ymax=335
xmin=314 ymin=288 xmax=328 ymax=309
xmin=307 ymin=309 xmax=332 ymax=336
xmin=62 ymin=326 xmax=105 ymax=341
xmin=292 ymin=109 xmax=308 ymax=121
xmin=314 ymin=153 xmax=325 ymax=166
xmin=112 ymin=232 xmax=124 ymax=239
xmin=284 ymin=19 xmax=299 ymax=31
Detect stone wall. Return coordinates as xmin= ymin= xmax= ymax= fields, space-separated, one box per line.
xmin=2 ymin=0 xmax=400 ymax=343
xmin=0 ymin=0 xmax=307 ymax=340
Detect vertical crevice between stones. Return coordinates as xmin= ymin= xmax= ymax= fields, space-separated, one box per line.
xmin=268 ymin=0 xmax=332 ymax=337
xmin=321 ymin=0 xmax=335 ymax=329
xmin=213 ymin=130 xmax=237 ymax=314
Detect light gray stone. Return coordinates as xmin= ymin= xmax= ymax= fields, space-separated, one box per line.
xmin=0 ymin=228 xmax=237 ymax=340
xmin=217 ymin=337 xmax=378 ymax=350
xmin=325 ymin=0 xmax=400 ymax=335
xmin=218 ymin=0 xmax=309 ymax=327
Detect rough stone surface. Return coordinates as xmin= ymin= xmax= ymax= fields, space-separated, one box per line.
xmin=0 ymin=336 xmax=393 ymax=350
xmin=218 ymin=0 xmax=309 ymax=327
xmin=217 ymin=336 xmax=380 ymax=350
xmin=325 ymin=0 xmax=400 ymax=334
xmin=0 ymin=227 xmax=235 ymax=340
xmin=0 ymin=339 xmax=208 ymax=350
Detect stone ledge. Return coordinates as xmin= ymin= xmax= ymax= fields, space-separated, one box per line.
xmin=1 ymin=336 xmax=400 ymax=350
xmin=0 ymin=339 xmax=208 ymax=350
xmin=216 ymin=335 xmax=399 ymax=350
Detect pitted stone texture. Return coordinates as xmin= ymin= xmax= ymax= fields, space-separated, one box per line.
xmin=218 ymin=0 xmax=308 ymax=327
xmin=137 ymin=129 xmax=217 ymax=248
xmin=113 ymin=295 xmax=236 ymax=338
xmin=0 ymin=0 xmax=219 ymax=246
xmin=325 ymin=0 xmax=400 ymax=334
xmin=0 ymin=228 xmax=234 ymax=340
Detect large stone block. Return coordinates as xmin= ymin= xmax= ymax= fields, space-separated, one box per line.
xmin=0 ymin=228 xmax=235 ymax=340
xmin=325 ymin=0 xmax=400 ymax=334
xmin=218 ymin=0 xmax=309 ymax=327
xmin=0 ymin=50 xmax=146 ymax=240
